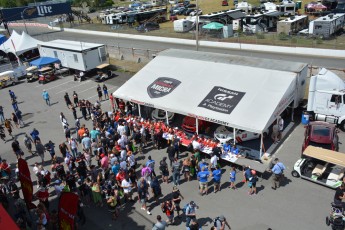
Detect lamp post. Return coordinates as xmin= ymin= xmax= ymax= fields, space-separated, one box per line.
xmin=21 ymin=9 xmax=29 ymax=34
xmin=195 ymin=0 xmax=199 ymax=51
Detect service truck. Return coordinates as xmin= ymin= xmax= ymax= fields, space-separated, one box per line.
xmin=307 ymin=68 xmax=345 ymax=131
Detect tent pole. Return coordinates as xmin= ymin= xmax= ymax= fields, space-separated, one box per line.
xmin=196 ymin=118 xmax=199 ymax=135
xmin=233 ymin=127 xmax=236 ymax=144
xmin=291 ymin=106 xmax=295 ymax=122
xmin=260 ymin=132 xmax=263 ymax=158
xmin=165 ymin=110 xmax=169 ymax=125
xmin=138 ymin=104 xmax=141 ymax=118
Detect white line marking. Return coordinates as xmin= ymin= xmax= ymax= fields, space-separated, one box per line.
xmin=77 ymin=85 xmax=98 ymax=94
xmin=36 ymin=79 xmax=74 ymax=89
xmin=55 ymin=80 xmax=92 ymax=94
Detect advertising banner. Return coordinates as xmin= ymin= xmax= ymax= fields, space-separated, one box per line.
xmin=1 ymin=3 xmax=72 ymax=22
xmin=58 ymin=192 xmax=79 ymax=230
xmin=17 ymin=158 xmax=36 ymax=209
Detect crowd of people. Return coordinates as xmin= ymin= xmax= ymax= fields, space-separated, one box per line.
xmin=0 ymin=87 xmax=289 ymax=230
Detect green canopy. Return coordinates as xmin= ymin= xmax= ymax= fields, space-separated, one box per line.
xmin=202 ymin=22 xmax=224 ymax=30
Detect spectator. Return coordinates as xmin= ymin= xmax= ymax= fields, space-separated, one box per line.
xmin=159 ymin=157 xmax=169 ymax=184
xmin=171 ymin=158 xmax=181 ymax=186
xmin=171 ymin=186 xmax=184 ymax=217
xmin=229 ymin=167 xmax=237 ymax=190
xmin=248 ymin=170 xmax=258 ymax=195
xmin=210 ymin=153 xmax=219 ymax=171
xmin=271 ymin=158 xmax=286 ymax=190
xmin=214 ymin=215 xmax=232 ymax=230
xmin=212 ymin=165 xmax=222 ymax=193
xmin=197 ymin=166 xmax=210 ymax=196
xmin=182 ymin=158 xmax=191 ymax=182
xmin=146 ymin=155 xmax=156 ymax=177
xmin=185 ymin=201 xmax=198 ymax=229
xmin=161 ymin=200 xmax=174 ymax=225
xmin=150 ymin=175 xmax=162 ymax=203
xmin=152 ymin=215 xmax=167 ymax=230
xmin=137 ymin=178 xmax=152 ymax=215
xmin=42 ymin=89 xmax=51 ymax=106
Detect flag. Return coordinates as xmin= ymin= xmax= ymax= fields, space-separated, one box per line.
xmin=18 ymin=158 xmax=36 ymax=209
xmin=58 ymin=192 xmax=79 ymax=230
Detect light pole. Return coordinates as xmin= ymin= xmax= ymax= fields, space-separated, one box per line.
xmin=195 ymin=0 xmax=199 ymax=51
xmin=21 ymin=9 xmax=29 ymax=34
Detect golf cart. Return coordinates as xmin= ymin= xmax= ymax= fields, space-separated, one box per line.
xmin=95 ymin=63 xmax=115 ymax=82
xmin=291 ymin=146 xmax=345 ymax=189
xmin=38 ymin=67 xmax=57 ymax=84
xmin=26 ymin=66 xmax=39 ymax=82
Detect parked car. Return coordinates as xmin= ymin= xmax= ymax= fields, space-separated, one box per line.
xmin=291 ymin=146 xmax=345 ymax=189
xmin=181 ymin=116 xmax=211 ymax=133
xmin=214 ymin=125 xmax=269 ymax=144
xmin=151 ymin=109 xmax=175 ymax=122
xmin=170 ymin=14 xmax=178 ymax=21
xmin=186 ymin=3 xmax=196 ymax=8
xmin=38 ymin=67 xmax=57 ymax=84
xmin=184 ymin=8 xmax=195 ymax=15
xmin=26 ymin=66 xmax=39 ymax=82
xmin=189 ymin=9 xmax=202 ymax=16
xmin=136 ymin=22 xmax=160 ymax=32
xmin=302 ymin=121 xmax=339 ymax=153
xmin=173 ymin=7 xmax=186 ymax=14
xmin=222 ymin=0 xmax=229 ymax=6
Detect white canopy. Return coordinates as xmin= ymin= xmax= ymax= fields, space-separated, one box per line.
xmin=0 ymin=31 xmax=40 ymax=55
xmin=113 ymin=49 xmax=306 ymax=133
xmin=0 ymin=30 xmax=21 ymax=54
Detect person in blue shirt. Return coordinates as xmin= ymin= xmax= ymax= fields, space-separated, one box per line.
xmin=271 ymin=158 xmax=286 ymax=190
xmin=243 ymin=165 xmax=251 ymax=184
xmin=197 ymin=167 xmax=210 ymax=195
xmin=212 ymin=165 xmax=222 ymax=193
xmin=223 ymin=141 xmax=231 ymax=153
xmin=145 ymin=155 xmax=156 ymax=177
xmin=229 ymin=166 xmax=237 ymax=190
xmin=231 ymin=144 xmax=239 ymax=155
xmin=112 ymin=161 xmax=120 ymax=175
xmin=42 ymin=89 xmax=50 ymax=106
xmin=198 ymin=160 xmax=208 ymax=172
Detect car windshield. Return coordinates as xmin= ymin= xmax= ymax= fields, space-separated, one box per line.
xmin=311 ymin=125 xmax=331 ymax=137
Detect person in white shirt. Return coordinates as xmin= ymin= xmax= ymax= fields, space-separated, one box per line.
xmin=117 ymin=123 xmax=126 ymax=136
xmin=120 ymin=160 xmax=127 ymax=171
xmin=210 ymin=154 xmax=219 ymax=170
xmin=192 ymin=140 xmax=201 ymax=151
xmin=121 ymin=176 xmax=133 ymax=201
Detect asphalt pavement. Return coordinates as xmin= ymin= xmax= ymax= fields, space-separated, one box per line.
xmin=1 ymin=69 xmax=343 ymax=230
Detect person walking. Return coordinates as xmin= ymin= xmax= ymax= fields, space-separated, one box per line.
xmin=185 ymin=201 xmax=199 ymax=229
xmin=0 ymin=125 xmax=6 ymax=142
xmin=109 ymin=94 xmax=115 ymax=110
xmin=69 ymin=137 xmax=78 ymax=158
xmin=64 ymin=93 xmax=72 ymax=108
xmin=248 ymin=170 xmax=258 ymax=195
xmin=159 ymin=157 xmax=169 ymax=184
xmin=11 ymin=112 xmax=19 ymax=129
xmin=15 ymin=110 xmax=24 ymax=128
xmin=172 ymin=158 xmax=181 ymax=186
xmin=171 ymin=186 xmax=184 ymax=218
xmin=137 ymin=178 xmax=152 ymax=215
xmin=161 ymin=200 xmax=174 ymax=225
xmin=71 ymin=106 xmax=78 ymax=120
xmin=197 ymin=167 xmax=210 ymax=196
xmin=4 ymin=118 xmax=13 ymax=138
xmin=146 ymin=155 xmax=156 ymax=177
xmin=214 ymin=215 xmax=232 ymax=230
xmin=9 ymin=90 xmax=16 ymax=101
xmin=229 ymin=166 xmax=237 ymax=190
xmin=11 ymin=99 xmax=19 ymax=112
xmin=73 ymin=91 xmax=79 ymax=107
xmin=42 ymin=90 xmax=51 ymax=106
xmin=60 ymin=112 xmax=69 ymax=129
xmin=35 ymin=140 xmax=46 ymax=164
xmin=97 ymin=85 xmax=103 ymax=101
xmin=24 ymin=134 xmax=34 ymax=155
xmin=152 ymin=215 xmax=167 ymax=230
xmin=103 ymin=84 xmax=109 ymax=100
xmin=271 ymin=158 xmax=286 ymax=190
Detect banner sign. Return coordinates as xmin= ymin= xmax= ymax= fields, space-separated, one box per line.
xmin=147 ymin=77 xmax=181 ymax=98
xmin=18 ymin=158 xmax=36 ymax=209
xmin=198 ymin=86 xmax=245 ymax=114
xmin=1 ymin=3 xmax=72 ymax=22
xmin=58 ymin=192 xmax=79 ymax=230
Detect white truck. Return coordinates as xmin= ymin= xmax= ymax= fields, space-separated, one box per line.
xmin=307 ymin=68 xmax=345 ymax=131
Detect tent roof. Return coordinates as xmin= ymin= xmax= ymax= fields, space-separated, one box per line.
xmin=30 ymin=57 xmax=60 ymax=68
xmin=113 ymin=49 xmax=306 ymax=133
xmin=38 ymin=39 xmax=104 ymax=52
xmin=303 ymin=146 xmax=345 ymax=168
xmin=0 ymin=30 xmax=21 ymax=54
xmin=16 ymin=32 xmax=41 ymax=55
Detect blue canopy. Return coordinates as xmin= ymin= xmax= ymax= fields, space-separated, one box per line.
xmin=0 ymin=35 xmax=7 ymax=45
xmin=29 ymin=57 xmax=60 ymax=68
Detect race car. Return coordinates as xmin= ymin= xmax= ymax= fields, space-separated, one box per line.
xmin=214 ymin=125 xmax=269 ymax=144
xmin=181 ymin=116 xmax=211 ymax=133
xmin=151 ymin=109 xmax=175 ymax=122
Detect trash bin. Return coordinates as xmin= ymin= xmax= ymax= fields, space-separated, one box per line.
xmin=301 ymin=111 xmax=310 ymax=125
xmin=296 ymin=1 xmax=302 ymax=10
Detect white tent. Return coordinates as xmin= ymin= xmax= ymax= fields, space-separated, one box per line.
xmin=16 ymin=32 xmax=41 ymax=55
xmin=0 ymin=30 xmax=21 ymax=54
xmin=0 ymin=31 xmax=40 ymax=55
xmin=114 ymin=49 xmax=307 ymax=136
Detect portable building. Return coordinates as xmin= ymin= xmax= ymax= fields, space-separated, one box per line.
xmin=277 ymin=15 xmax=309 ymax=34
xmin=309 ymin=13 xmax=345 ymax=38
xmin=174 ymin=19 xmax=194 ymax=32
xmin=38 ymin=40 xmax=107 ymax=71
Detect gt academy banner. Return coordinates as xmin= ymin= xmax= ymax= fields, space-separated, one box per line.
xmin=58 ymin=192 xmax=79 ymax=230
xmin=18 ymin=158 xmax=36 ymax=209
xmin=198 ymin=86 xmax=245 ymax=114
xmin=147 ymin=77 xmax=181 ymax=98
xmin=1 ymin=3 xmax=72 ymax=22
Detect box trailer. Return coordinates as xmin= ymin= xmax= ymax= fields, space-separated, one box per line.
xmin=309 ymin=13 xmax=345 ymax=38
xmin=38 ymin=40 xmax=107 ymax=72
xmin=277 ymin=15 xmax=309 ymax=34
xmin=173 ymin=19 xmax=194 ymax=32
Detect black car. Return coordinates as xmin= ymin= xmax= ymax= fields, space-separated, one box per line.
xmin=187 ymin=3 xmax=196 ymax=8
xmin=136 ymin=22 xmax=160 ymax=32
xmin=184 ymin=8 xmax=195 ymax=15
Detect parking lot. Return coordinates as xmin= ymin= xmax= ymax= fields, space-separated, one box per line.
xmin=1 ymin=71 xmax=344 ymax=229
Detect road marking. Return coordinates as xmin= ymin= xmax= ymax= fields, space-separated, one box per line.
xmin=86 ymin=86 xmax=118 ymax=100
xmin=36 ymin=79 xmax=74 ymax=89
xmin=55 ymin=80 xmax=92 ymax=94
xmin=77 ymin=85 xmax=98 ymax=94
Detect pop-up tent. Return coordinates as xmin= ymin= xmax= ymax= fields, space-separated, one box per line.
xmin=0 ymin=30 xmax=21 ymax=53
xmin=113 ymin=49 xmax=308 ymax=156
xmin=30 ymin=57 xmax=60 ymax=68
xmin=0 ymin=34 xmax=7 ymax=45
xmin=0 ymin=31 xmax=41 ymax=55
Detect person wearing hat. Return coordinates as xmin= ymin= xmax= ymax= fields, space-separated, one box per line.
xmin=81 ymin=133 xmax=91 ymax=154
xmin=214 ymin=215 xmax=232 ymax=230
xmin=42 ymin=89 xmax=50 ymax=106
xmin=185 ymin=201 xmax=199 ymax=228
xmin=248 ymin=170 xmax=258 ymax=195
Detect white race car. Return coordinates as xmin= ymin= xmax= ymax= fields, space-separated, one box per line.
xmin=214 ymin=126 xmax=269 ymax=144
xmin=151 ymin=109 xmax=175 ymax=122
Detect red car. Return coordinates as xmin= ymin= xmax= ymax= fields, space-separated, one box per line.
xmin=302 ymin=121 xmax=339 ymax=153
xmin=181 ymin=116 xmax=211 ymax=133
xmin=38 ymin=67 xmax=57 ymax=84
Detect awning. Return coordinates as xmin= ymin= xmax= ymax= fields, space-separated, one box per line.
xmin=97 ymin=63 xmax=110 ymax=69
xmin=30 ymin=57 xmax=60 ymax=69
xmin=303 ymin=146 xmax=345 ymax=168
xmin=113 ymin=49 xmax=306 ymax=133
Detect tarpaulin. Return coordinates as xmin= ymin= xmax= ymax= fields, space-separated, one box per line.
xmin=58 ymin=192 xmax=79 ymax=230
xmin=18 ymin=158 xmax=36 ymax=209
xmin=0 ymin=204 xmax=19 ymax=230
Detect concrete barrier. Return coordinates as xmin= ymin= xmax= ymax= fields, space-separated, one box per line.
xmin=48 ymin=26 xmax=345 ymax=59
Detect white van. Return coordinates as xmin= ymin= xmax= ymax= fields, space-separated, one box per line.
xmin=0 ymin=71 xmax=18 ymax=88
xmin=291 ymin=146 xmax=345 ymax=189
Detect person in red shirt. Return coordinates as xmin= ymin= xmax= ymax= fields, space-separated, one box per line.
xmin=0 ymin=159 xmax=11 ymax=178
xmin=116 ymin=169 xmax=126 ymax=186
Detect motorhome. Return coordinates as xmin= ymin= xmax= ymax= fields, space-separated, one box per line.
xmin=103 ymin=8 xmax=167 ymax=25
xmin=242 ymin=11 xmax=280 ymax=33
xmin=307 ymin=68 xmax=345 ymax=131
xmin=276 ymin=0 xmax=296 ymax=16
xmin=308 ymin=13 xmax=345 ymax=38
xmin=261 ymin=2 xmax=277 ymax=11
xmin=277 ymin=15 xmax=308 ymax=34
xmin=235 ymin=1 xmax=253 ymax=13
xmin=173 ymin=19 xmax=195 ymax=32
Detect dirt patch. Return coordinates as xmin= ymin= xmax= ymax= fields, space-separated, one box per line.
xmin=110 ymin=58 xmax=146 ymax=73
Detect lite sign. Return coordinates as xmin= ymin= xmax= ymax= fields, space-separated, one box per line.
xmin=1 ymin=2 xmax=72 ymax=22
